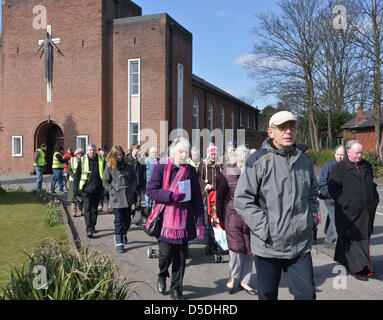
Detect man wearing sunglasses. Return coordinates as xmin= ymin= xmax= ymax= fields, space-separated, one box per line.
xmin=234 ymin=110 xmax=319 ymax=300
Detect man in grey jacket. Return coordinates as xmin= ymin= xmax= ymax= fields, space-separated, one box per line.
xmin=234 ymin=111 xmax=319 ymax=300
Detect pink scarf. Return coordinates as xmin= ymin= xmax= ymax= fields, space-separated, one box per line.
xmin=146 ymin=158 xmax=189 ymax=239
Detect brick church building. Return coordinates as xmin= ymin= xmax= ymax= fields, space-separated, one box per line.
xmin=0 ymin=0 xmax=260 ymax=175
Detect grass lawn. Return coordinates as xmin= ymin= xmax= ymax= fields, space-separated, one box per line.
xmin=0 ymin=191 xmax=68 ymax=289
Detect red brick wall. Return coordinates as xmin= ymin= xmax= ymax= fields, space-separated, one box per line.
xmin=0 ymin=1 xmax=259 ymax=174
xmin=0 ymin=0 xmax=140 ymax=174
xmin=355 ymin=127 xmax=381 ymax=152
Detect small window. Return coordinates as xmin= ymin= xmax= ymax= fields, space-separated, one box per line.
xmin=240 ymin=111 xmax=243 ymax=128
xmin=231 ymin=110 xmax=235 ymax=129
xmin=12 ymin=136 xmax=22 ymax=157
xmin=76 ymin=135 xmax=88 ymax=151
xmin=247 ymin=114 xmax=250 ymax=128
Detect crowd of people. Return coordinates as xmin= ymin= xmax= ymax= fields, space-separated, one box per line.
xmin=31 ymin=110 xmax=380 ymax=300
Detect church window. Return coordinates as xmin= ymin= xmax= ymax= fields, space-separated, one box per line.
xmin=193 ymin=97 xmax=199 ymax=129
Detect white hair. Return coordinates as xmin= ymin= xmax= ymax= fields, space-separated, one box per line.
xmin=229 ymin=145 xmax=250 ymax=165
xmin=149 ymin=147 xmax=157 ymax=154
xmin=346 ymin=140 xmax=363 ymax=150
xmin=191 ymin=146 xmax=200 ymax=154
xmin=169 ymin=137 xmax=190 ymax=157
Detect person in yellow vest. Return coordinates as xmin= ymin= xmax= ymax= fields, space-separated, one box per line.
xmin=50 ymin=146 xmax=67 ymax=194
xmin=73 ymin=143 xmax=106 ymax=238
xmin=33 ymin=143 xmax=47 ymax=192
xmin=67 ymin=148 xmax=84 ymax=217
xmin=187 ymin=146 xmax=202 ymax=171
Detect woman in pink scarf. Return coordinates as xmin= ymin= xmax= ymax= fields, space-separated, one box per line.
xmin=145 ymin=137 xmax=205 ymax=300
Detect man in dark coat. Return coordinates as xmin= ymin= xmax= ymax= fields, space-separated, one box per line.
xmin=328 ymin=140 xmax=379 ymax=281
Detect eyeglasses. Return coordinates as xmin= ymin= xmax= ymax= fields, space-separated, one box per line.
xmin=272 ymin=124 xmax=296 ymax=133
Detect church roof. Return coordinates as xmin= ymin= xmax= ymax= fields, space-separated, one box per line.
xmin=192 ymin=74 xmax=259 ymax=112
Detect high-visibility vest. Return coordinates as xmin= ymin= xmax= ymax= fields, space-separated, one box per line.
xmin=34 ymin=148 xmax=47 ymax=167
xmin=187 ymin=158 xmax=200 ymax=171
xmin=79 ymin=155 xmax=104 ymax=191
xmin=52 ymin=152 xmax=65 ymax=169
xmin=69 ymin=157 xmax=79 ymax=182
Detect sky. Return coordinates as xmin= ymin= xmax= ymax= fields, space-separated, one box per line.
xmin=133 ymin=0 xmax=280 ymax=110
xmin=0 ymin=0 xmax=281 ymax=110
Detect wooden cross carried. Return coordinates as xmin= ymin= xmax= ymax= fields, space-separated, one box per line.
xmin=37 ymin=25 xmax=61 ymax=103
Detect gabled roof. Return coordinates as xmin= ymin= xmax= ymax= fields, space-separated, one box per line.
xmin=341 ymin=108 xmax=381 ymax=129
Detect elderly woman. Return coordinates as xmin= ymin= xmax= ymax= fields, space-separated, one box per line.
xmin=145 ymin=137 xmax=205 ymax=300
xmin=67 ymin=148 xmax=84 ymax=217
xmin=103 ymin=146 xmax=136 ymax=253
xmin=216 ymin=145 xmax=257 ymax=295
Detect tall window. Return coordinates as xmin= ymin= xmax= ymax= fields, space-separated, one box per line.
xmin=193 ymin=96 xmax=199 ymax=129
xmin=239 ymin=111 xmax=243 ymax=128
xmin=247 ymin=114 xmax=250 ymax=128
xmin=231 ymin=110 xmax=235 ymax=129
xmin=208 ymin=103 xmax=213 ymax=131
xmin=130 ymin=60 xmax=140 ymax=95
xmin=129 ymin=59 xmax=140 ymax=147
xmin=12 ymin=136 xmax=22 ymax=157
xmin=220 ymin=107 xmax=225 ymax=153
xmin=76 ymin=135 xmax=88 ymax=151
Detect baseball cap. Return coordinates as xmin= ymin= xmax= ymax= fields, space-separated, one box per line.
xmin=269 ymin=111 xmax=297 ymax=127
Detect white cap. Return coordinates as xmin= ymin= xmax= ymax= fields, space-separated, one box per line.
xmin=269 ymin=111 xmax=297 ymax=127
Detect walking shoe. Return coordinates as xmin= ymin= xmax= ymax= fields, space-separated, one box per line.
xmin=239 ymin=283 xmax=258 ymax=295
xmin=170 ymin=289 xmax=185 ymax=300
xmin=351 ymin=273 xmax=368 ymax=281
xmin=115 ymin=235 xmax=124 ymax=253
xmin=87 ymin=232 xmax=93 ymax=238
xmin=157 ymin=277 xmax=166 ymax=294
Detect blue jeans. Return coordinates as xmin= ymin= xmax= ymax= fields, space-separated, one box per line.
xmin=113 ymin=207 xmax=132 ymax=236
xmin=253 ymin=252 xmax=316 ymax=300
xmin=50 ymin=169 xmax=64 ymax=193
xmin=34 ymin=166 xmax=44 ymax=192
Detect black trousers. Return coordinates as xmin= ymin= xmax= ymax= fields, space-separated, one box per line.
xmin=82 ymin=192 xmax=99 ymax=233
xmin=253 ymin=252 xmax=316 ymax=300
xmin=158 ymin=241 xmax=188 ymax=293
xmin=113 ymin=207 xmax=131 ymax=235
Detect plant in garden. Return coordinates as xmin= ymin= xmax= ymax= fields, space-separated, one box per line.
xmin=0 ymin=240 xmax=142 ymax=300
xmin=43 ymin=200 xmax=62 ymax=227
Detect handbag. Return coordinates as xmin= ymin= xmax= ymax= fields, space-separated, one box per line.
xmin=146 ymin=204 xmax=163 ymax=237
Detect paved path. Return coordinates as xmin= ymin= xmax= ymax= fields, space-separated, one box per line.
xmin=2 ymin=174 xmax=383 ymax=300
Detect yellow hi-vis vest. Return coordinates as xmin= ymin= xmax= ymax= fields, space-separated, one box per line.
xmin=79 ymin=155 xmax=104 ymax=191
xmin=52 ymin=152 xmax=65 ymax=169
xmin=34 ymin=148 xmax=47 ymax=167
xmin=69 ymin=157 xmax=79 ymax=182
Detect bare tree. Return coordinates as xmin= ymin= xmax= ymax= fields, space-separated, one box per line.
xmin=351 ymin=0 xmax=383 ymax=159
xmin=315 ymin=0 xmax=364 ymax=143
xmin=247 ymin=0 xmax=324 ymax=152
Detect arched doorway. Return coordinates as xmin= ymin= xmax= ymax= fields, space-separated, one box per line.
xmin=34 ymin=121 xmax=64 ymax=174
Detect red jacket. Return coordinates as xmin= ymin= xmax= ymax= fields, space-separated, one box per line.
xmin=63 ymin=153 xmax=74 ymax=172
